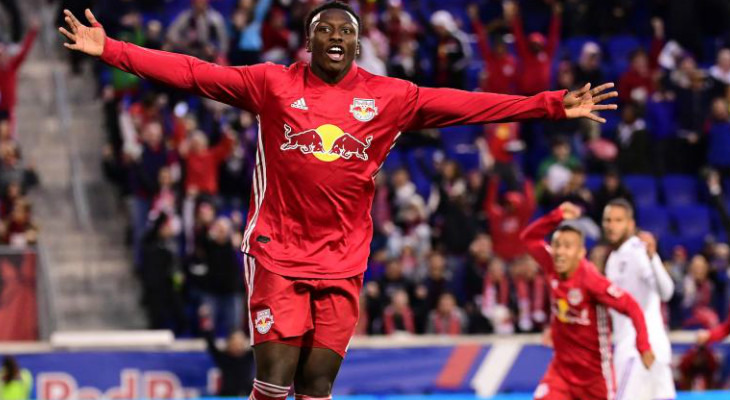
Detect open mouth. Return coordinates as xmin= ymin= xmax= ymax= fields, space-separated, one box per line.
xmin=326 ymin=45 xmax=345 ymax=62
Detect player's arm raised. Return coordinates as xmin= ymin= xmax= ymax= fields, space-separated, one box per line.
xmin=399 ymin=81 xmax=617 ymax=131
xmin=59 ymin=9 xmax=266 ymax=113
xmin=518 ymin=203 xmax=577 ymax=274
xmin=638 ymin=231 xmax=675 ymax=301
xmin=590 ymin=277 xmax=654 ymax=369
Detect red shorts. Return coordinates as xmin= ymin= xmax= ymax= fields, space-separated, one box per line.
xmin=534 ymin=362 xmax=615 ymax=400
xmin=243 ymin=255 xmax=363 ymax=358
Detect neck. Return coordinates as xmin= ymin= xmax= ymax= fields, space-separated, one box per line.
xmin=311 ymin=62 xmax=353 ymax=85
xmin=611 ymin=233 xmax=632 ymax=250
xmin=558 ymin=264 xmax=579 ymax=280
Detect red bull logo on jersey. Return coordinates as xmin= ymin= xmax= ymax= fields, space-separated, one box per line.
xmin=255 ymin=309 xmax=274 ymax=334
xmin=350 ymin=98 xmax=378 ymax=122
xmin=280 ymin=123 xmax=373 ymax=162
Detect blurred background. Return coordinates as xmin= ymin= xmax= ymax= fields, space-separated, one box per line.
xmin=2 ymin=0 xmax=730 ymax=398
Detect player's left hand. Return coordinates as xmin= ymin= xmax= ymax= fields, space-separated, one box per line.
xmin=641 ymin=350 xmax=655 ymax=370
xmin=563 ymin=83 xmax=618 ymax=123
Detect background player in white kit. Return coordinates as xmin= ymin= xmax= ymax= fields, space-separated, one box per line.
xmin=602 ymin=199 xmax=676 ymax=400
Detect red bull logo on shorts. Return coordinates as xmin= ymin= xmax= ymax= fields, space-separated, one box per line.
xmin=280 ymin=123 xmax=373 ymax=162
xmin=255 ymin=309 xmax=274 ymax=334
xmin=349 ymin=98 xmax=378 ymax=122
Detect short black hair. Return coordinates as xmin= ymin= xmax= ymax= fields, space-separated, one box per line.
xmin=554 ymin=224 xmax=585 ymax=245
xmin=606 ymin=198 xmax=634 ymax=219
xmin=305 ymin=1 xmax=361 ymax=38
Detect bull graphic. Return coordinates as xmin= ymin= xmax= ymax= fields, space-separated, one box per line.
xmin=280 ymin=124 xmax=325 ymax=154
xmin=329 ymin=133 xmax=373 ymax=161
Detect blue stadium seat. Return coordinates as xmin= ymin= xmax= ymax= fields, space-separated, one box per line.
xmin=623 ymin=175 xmax=657 ymax=207
xmin=661 ymin=175 xmax=699 ymax=206
xmin=659 ymin=234 xmax=705 ymax=259
xmin=585 ymin=174 xmax=603 ymax=192
xmin=669 ymin=205 xmax=711 ymax=237
xmin=561 ymin=36 xmax=598 ymax=62
xmin=606 ymin=35 xmax=641 ymax=65
xmin=440 ymin=125 xmax=478 ymax=146
xmin=636 ymin=206 xmax=670 ymax=239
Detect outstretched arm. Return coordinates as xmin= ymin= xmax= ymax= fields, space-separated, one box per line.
xmin=400 ymin=82 xmax=617 ymax=131
xmin=10 ymin=21 xmax=39 ymax=69
xmin=59 ymin=9 xmax=267 ymax=112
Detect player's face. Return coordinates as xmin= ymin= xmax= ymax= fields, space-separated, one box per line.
xmin=308 ymin=9 xmax=358 ymax=80
xmin=551 ymin=231 xmax=585 ymax=276
xmin=602 ymin=205 xmax=635 ymax=246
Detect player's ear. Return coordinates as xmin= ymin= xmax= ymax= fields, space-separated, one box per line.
xmin=306 ymin=38 xmax=312 ymax=53
xmin=356 ymin=40 xmax=361 ymax=56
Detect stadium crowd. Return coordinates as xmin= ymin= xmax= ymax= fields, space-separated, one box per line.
xmin=50 ymin=0 xmax=730 ymax=339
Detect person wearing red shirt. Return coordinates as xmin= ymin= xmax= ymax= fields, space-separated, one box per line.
xmin=520 ymin=202 xmax=654 ymax=400
xmin=485 ymin=176 xmax=535 ymax=262
xmin=59 ymin=3 xmax=617 ymax=399
xmin=505 ymin=1 xmax=561 ymax=95
xmin=468 ymin=5 xmax=517 ymax=95
xmin=0 ymin=20 xmax=39 ymax=134
xmin=180 ymin=130 xmax=234 ymax=196
xmin=697 ymin=311 xmax=730 ymax=345
xmin=618 ymin=49 xmax=655 ymax=105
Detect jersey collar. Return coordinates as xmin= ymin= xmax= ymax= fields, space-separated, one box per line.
xmin=306 ymin=61 xmax=360 ymax=90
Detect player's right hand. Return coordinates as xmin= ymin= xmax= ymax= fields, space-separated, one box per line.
xmin=697 ymin=329 xmax=711 ymax=345
xmin=59 ymin=8 xmax=106 ymax=57
xmin=637 ymin=230 xmax=657 ymax=258
xmin=641 ymin=350 xmax=655 ymax=370
xmin=558 ymin=202 xmax=581 ymax=220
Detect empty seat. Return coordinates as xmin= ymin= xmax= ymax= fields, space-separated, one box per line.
xmin=661 ymin=175 xmax=698 ymax=206
xmin=585 ymin=174 xmax=603 ymax=192
xmin=659 ymin=234 xmax=705 ymax=259
xmin=670 ymin=205 xmax=711 ymax=238
xmin=623 ymin=175 xmax=657 ymax=207
xmin=636 ymin=206 xmax=670 ymax=239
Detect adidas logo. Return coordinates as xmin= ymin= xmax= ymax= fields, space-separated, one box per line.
xmin=290 ymin=98 xmax=308 ymax=110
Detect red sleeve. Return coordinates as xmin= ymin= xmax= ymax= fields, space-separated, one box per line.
xmin=519 ymin=208 xmax=563 ymax=275
xmin=399 ymin=83 xmax=567 ymax=131
xmin=708 ymin=315 xmax=730 ymax=344
xmin=471 ymin=19 xmax=494 ymax=63
xmin=485 ymin=177 xmax=502 ymax=218
xmin=511 ymin=16 xmax=530 ymax=60
xmin=649 ymin=37 xmax=663 ymax=71
xmin=10 ymin=28 xmax=38 ymax=69
xmin=519 ymin=180 xmax=536 ymax=224
xmin=546 ymin=13 xmax=561 ymax=58
xmin=100 ymin=38 xmax=268 ymax=113
xmin=586 ymin=270 xmax=652 ymax=354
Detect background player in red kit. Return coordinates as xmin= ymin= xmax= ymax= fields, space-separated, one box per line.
xmin=58 ymin=3 xmax=619 ymax=399
xmin=520 ymin=202 xmax=654 ymax=400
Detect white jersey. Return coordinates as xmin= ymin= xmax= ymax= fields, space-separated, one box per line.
xmin=605 ymin=236 xmax=674 ymax=363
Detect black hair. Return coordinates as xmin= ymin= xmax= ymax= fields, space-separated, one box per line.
xmin=2 ymin=356 xmax=19 ymax=383
xmin=304 ymin=1 xmax=361 ymax=38
xmin=554 ymin=224 xmax=585 ymax=244
xmin=606 ymin=198 xmax=635 ymax=219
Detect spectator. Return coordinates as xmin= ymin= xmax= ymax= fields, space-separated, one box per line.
xmin=505 ymin=0 xmax=561 ymax=95
xmin=591 ymin=168 xmax=633 ymax=222
xmin=707 ymin=98 xmax=730 ymax=174
xmin=378 ymin=259 xmax=413 ymax=305
xmin=381 ymin=0 xmax=417 ymax=53
xmin=480 ymin=258 xmax=512 ymax=334
xmin=682 ymin=255 xmax=718 ymax=329
xmin=575 ymin=42 xmax=603 ymax=87
xmin=484 ymin=176 xmax=535 ymax=262
xmin=512 ymin=256 xmax=547 ymax=332
xmin=3 ymin=200 xmax=37 ymax=247
xmin=180 ymin=130 xmax=235 ymax=197
xmin=675 ymin=67 xmax=711 ymax=173
xmin=429 ymin=10 xmax=471 ymax=89
xmin=0 ymin=356 xmax=31 ymax=400
xmin=388 ymin=39 xmax=422 ymax=84
xmin=201 ymin=307 xmax=254 ymax=397
xmin=477 ymin=122 xmax=523 ymax=189
xmin=261 ymin=8 xmax=293 ymax=64
xmin=537 ymin=137 xmax=581 ymax=200
xmin=0 ymin=143 xmax=37 ymax=194
xmin=618 ymin=49 xmax=654 ymax=105
xmin=614 ymin=103 xmax=651 ymax=174
xmin=709 ymin=48 xmax=730 ymax=87
xmin=200 ymin=217 xmax=244 ymax=336
xmin=140 ymin=213 xmax=186 ymax=333
xmin=383 ymin=289 xmax=416 ymax=335
xmin=468 ymin=4 xmax=517 ymax=94
xmin=228 ymin=0 xmax=273 ymax=66
xmin=422 ymin=251 xmax=449 ymax=310
xmin=427 ymin=292 xmax=467 ymax=335
xmin=167 ymin=0 xmax=228 ymax=60
xmin=645 ymin=81 xmax=677 ymax=175
xmin=0 ymin=19 xmax=38 ymax=134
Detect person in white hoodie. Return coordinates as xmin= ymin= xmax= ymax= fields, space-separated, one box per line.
xmin=602 ymin=198 xmax=676 ymax=400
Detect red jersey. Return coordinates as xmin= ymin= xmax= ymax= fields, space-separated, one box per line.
xmin=520 ymin=208 xmax=651 ymax=387
xmin=485 ymin=178 xmax=535 ymax=261
xmin=0 ymin=28 xmax=38 ymax=112
xmin=100 ymin=38 xmax=567 ymax=279
xmin=512 ymin=15 xmax=560 ymax=95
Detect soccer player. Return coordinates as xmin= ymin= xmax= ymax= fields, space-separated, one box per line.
xmin=602 ymin=199 xmax=676 ymax=400
xmin=520 ymin=202 xmax=654 ymax=400
xmin=59 ymin=3 xmax=619 ymax=399
xmin=697 ymin=315 xmax=730 ymax=345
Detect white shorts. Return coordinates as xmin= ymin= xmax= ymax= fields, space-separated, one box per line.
xmin=614 ymin=349 xmax=676 ymax=400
